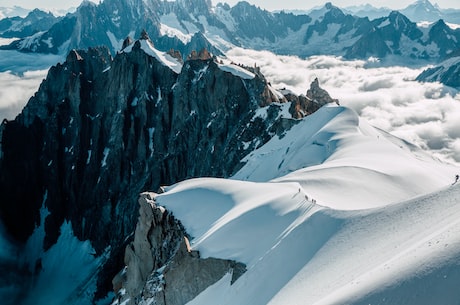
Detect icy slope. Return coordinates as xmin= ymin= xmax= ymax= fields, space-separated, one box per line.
xmin=234 ymin=105 xmax=457 ymax=209
xmin=153 ymin=105 xmax=460 ymax=305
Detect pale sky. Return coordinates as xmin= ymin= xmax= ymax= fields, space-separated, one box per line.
xmin=2 ymin=0 xmax=460 ymax=11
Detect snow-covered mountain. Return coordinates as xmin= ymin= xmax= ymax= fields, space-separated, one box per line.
xmin=401 ymin=0 xmax=444 ymax=22
xmin=2 ymin=0 xmax=460 ymax=62
xmin=417 ymin=54 xmax=460 ymax=88
xmin=0 ymin=6 xmax=30 ymax=19
xmin=0 ymin=9 xmax=61 ymax=39
xmin=400 ymin=0 xmax=460 ymax=23
xmin=113 ymin=105 xmax=460 ymax=305
xmin=343 ymin=3 xmax=391 ymax=20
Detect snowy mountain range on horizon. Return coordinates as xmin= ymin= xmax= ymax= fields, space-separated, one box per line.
xmin=2 ymin=0 xmax=460 ymax=20
xmin=1 ymin=0 xmax=460 ymax=65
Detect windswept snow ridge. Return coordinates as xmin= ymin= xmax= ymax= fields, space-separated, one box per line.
xmin=217 ymin=62 xmax=255 ymax=79
xmin=153 ymin=105 xmax=460 ymax=305
xmin=123 ymin=39 xmax=183 ymax=74
xmin=235 ymin=105 xmax=457 ymax=210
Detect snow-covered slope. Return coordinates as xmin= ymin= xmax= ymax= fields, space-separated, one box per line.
xmin=234 ymin=105 xmax=456 ymax=209
xmin=152 ymin=105 xmax=460 ymax=305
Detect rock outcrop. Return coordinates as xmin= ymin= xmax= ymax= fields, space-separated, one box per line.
xmin=288 ymin=78 xmax=339 ymax=119
xmin=0 ymin=33 xmax=337 ymax=300
xmin=114 ymin=193 xmax=245 ymax=305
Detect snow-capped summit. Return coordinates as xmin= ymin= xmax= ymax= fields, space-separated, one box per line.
xmin=401 ymin=0 xmax=443 ymax=22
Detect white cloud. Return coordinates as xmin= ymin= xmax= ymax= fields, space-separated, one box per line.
xmin=0 ymin=50 xmax=62 ymax=121
xmin=226 ymin=48 xmax=460 ymax=165
xmin=0 ymin=70 xmax=48 ymax=120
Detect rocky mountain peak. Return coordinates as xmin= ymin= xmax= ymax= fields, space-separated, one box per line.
xmin=307 ymin=78 xmax=340 ymax=106
xmin=0 ymin=39 xmax=337 ymax=299
xmin=140 ymin=28 xmax=150 ymax=41
xmin=115 ymin=192 xmax=246 ymax=305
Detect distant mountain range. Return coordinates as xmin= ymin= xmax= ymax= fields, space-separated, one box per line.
xmin=1 ymin=0 xmax=460 ymax=63
xmin=0 ymin=6 xmax=30 ymax=19
xmin=0 ymin=5 xmax=75 ymax=19
xmin=344 ymin=0 xmax=460 ymax=23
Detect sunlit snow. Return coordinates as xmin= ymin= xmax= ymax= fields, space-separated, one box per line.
xmin=154 ymin=105 xmax=460 ymax=305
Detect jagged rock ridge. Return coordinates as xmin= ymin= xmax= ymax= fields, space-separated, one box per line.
xmin=0 ymin=33 xmax=336 ymax=299
xmin=114 ymin=192 xmax=246 ymax=305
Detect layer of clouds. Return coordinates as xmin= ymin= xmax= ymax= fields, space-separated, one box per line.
xmin=0 ymin=50 xmax=63 ymax=121
xmin=0 ymin=70 xmax=48 ymax=120
xmin=227 ymin=48 xmax=460 ymax=165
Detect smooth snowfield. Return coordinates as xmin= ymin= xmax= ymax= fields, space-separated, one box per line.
xmin=155 ymin=105 xmax=460 ymax=305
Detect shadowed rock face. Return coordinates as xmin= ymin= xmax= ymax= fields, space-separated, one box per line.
xmin=116 ymin=192 xmax=246 ymax=305
xmin=416 ymin=56 xmax=460 ymax=89
xmin=0 ymin=34 xmax=336 ymax=298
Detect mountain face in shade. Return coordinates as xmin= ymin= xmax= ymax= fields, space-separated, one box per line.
xmin=0 ymin=34 xmax=334 ymax=300
xmin=417 ymin=55 xmax=460 ymax=88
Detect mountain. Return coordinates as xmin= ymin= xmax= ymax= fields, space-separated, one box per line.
xmin=400 ymin=0 xmax=444 ymax=22
xmin=0 ymin=0 xmax=221 ymax=58
xmin=0 ymin=9 xmax=61 ymax=39
xmin=0 ymin=6 xmax=30 ymax=19
xmin=113 ymin=106 xmax=459 ymax=305
xmin=397 ymin=0 xmax=460 ymax=24
xmin=417 ymin=54 xmax=460 ymax=88
xmin=442 ymin=8 xmax=460 ymax=24
xmin=2 ymin=0 xmax=460 ymax=62
xmin=0 ymin=32 xmax=337 ymax=302
xmin=346 ymin=11 xmax=460 ymax=60
xmin=343 ymin=3 xmax=391 ymax=19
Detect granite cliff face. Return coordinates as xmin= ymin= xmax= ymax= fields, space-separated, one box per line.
xmin=113 ymin=192 xmax=246 ymax=305
xmin=0 ymin=34 xmax=335 ymax=300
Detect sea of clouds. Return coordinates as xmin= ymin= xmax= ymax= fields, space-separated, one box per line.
xmin=0 ymin=41 xmax=64 ymax=121
xmin=227 ymin=48 xmax=460 ymax=165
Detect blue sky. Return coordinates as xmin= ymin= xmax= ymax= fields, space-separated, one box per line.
xmin=2 ymin=0 xmax=460 ymax=11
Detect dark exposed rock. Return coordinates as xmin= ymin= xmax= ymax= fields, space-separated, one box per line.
xmin=122 ymin=36 xmax=134 ymax=50
xmin=117 ymin=192 xmax=245 ymax=305
xmin=416 ymin=56 xmax=460 ymax=89
xmin=287 ymin=78 xmax=339 ymax=119
xmin=306 ymin=78 xmax=340 ymax=106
